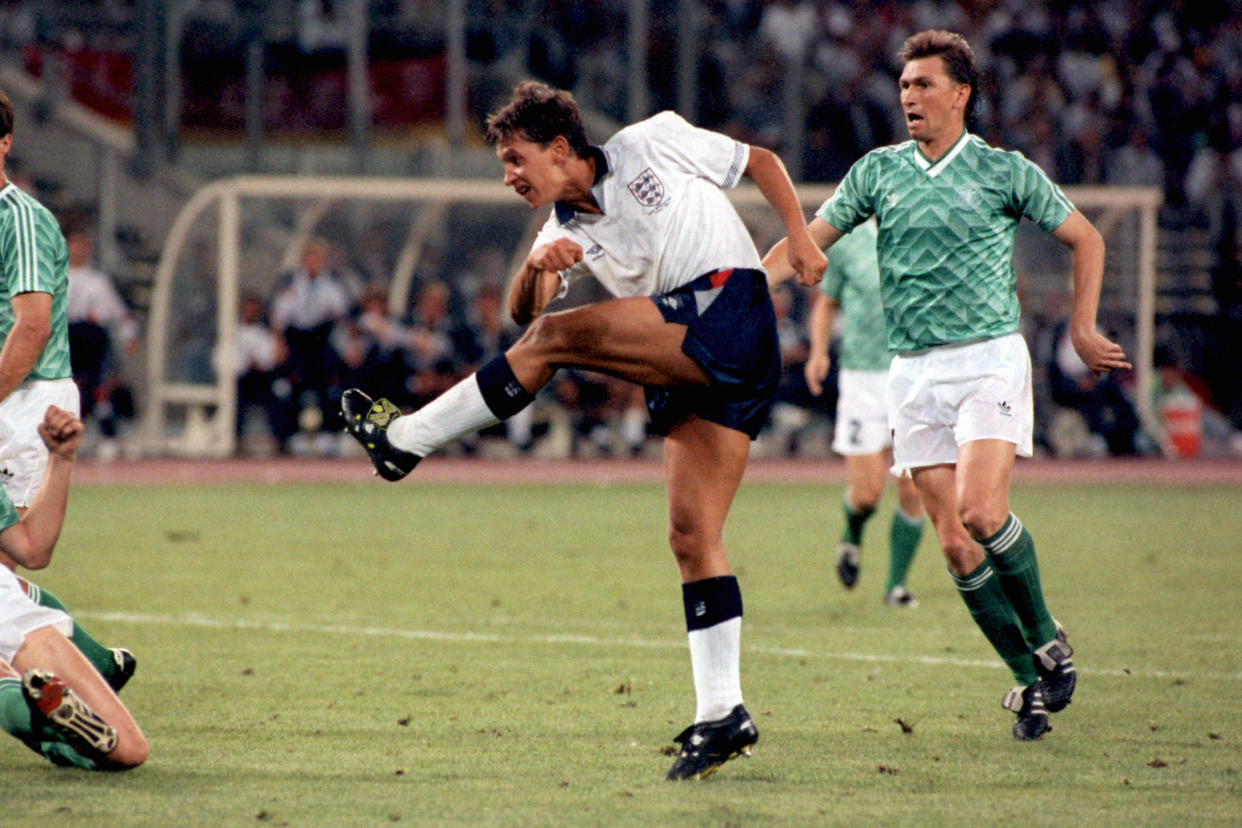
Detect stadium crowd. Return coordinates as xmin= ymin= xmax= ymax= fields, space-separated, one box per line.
xmin=0 ymin=1 xmax=1240 ymax=457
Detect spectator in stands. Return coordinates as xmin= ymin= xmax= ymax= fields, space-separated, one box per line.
xmin=1206 ymin=152 xmax=1242 ymax=322
xmin=1057 ymin=120 xmax=1107 ymax=186
xmin=353 ymin=224 xmax=395 ymax=287
xmin=404 ymin=280 xmax=461 ymax=406
xmin=1153 ymin=343 xmax=1242 ymax=457
xmin=62 ymin=219 xmax=138 ymax=458
xmin=325 ymin=237 xmax=367 ymax=300
xmin=765 ymin=282 xmax=818 ymax=454
xmin=335 ymin=285 xmax=415 ymax=409
xmin=1147 ymin=51 xmax=1204 ymax=211
xmin=226 ymin=292 xmax=289 ymax=455
xmin=452 ymin=283 xmax=534 ymax=453
xmin=1187 ymin=122 xmax=1242 ymax=230
xmin=169 ymin=238 xmax=217 ymax=385
xmin=1020 ymin=115 xmax=1060 ymax=181
xmin=1048 ymin=322 xmax=1143 ymax=456
xmin=1106 ymin=124 xmax=1165 ymax=188
xmin=269 ymin=236 xmax=352 ymax=456
xmin=455 ymin=246 xmax=509 ymax=303
xmin=455 ymin=283 xmax=515 ymax=371
xmin=757 ymin=0 xmax=816 ymax=65
xmin=544 ymin=371 xmax=619 ymax=457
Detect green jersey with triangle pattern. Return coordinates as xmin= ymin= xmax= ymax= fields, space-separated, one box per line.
xmin=814 ymin=219 xmax=890 ymax=371
xmin=0 ymin=183 xmax=71 ymax=380
xmin=819 ymin=131 xmax=1073 ymax=353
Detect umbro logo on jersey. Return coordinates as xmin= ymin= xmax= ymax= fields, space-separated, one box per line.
xmin=997 ymin=401 xmax=1012 ymax=416
xmin=628 ymin=168 xmax=665 ymax=207
xmin=886 ymin=192 xmax=901 ymax=207
xmin=957 ymin=186 xmax=981 ymax=209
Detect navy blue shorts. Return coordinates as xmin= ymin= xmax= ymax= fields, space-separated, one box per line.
xmin=646 ymin=267 xmax=779 ymax=439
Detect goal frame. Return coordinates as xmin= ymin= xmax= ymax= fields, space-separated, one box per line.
xmin=142 ymin=177 xmax=1163 ymax=457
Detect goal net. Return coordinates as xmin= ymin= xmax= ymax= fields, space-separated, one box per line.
xmin=142 ymin=177 xmax=1161 ymax=457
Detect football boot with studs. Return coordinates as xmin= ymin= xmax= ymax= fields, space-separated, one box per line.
xmin=665 ymin=704 xmax=759 ymax=781
xmin=22 ymin=668 xmax=117 ymax=757
xmin=835 ymin=542 xmax=861 ymax=589
xmin=1034 ymin=620 xmax=1076 ymax=713
xmin=1002 ymin=682 xmax=1051 ymax=741
xmin=341 ymin=389 xmax=421 ymax=481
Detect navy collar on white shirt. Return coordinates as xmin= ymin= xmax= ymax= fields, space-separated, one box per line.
xmin=554 ymin=145 xmax=610 ymax=225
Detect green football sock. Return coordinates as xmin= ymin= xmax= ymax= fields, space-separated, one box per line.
xmin=24 ymin=582 xmax=121 ymax=687
xmin=0 ymin=677 xmax=34 ymax=737
xmin=950 ymin=561 xmax=1038 ymax=685
xmin=0 ymin=677 xmax=99 ymax=769
xmin=37 ymin=739 xmax=101 ymax=769
xmin=980 ymin=514 xmax=1058 ymax=649
xmin=841 ymin=492 xmax=875 ymax=546
xmin=886 ymin=508 xmax=924 ymax=592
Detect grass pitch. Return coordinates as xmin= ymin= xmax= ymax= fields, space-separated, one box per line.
xmin=3 ymin=475 xmax=1240 ymax=825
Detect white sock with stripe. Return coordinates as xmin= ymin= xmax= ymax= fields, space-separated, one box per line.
xmin=688 ymin=617 xmax=743 ymax=723
xmin=387 ymin=375 xmax=500 ymax=457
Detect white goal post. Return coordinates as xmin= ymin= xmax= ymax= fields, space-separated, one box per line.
xmin=142 ymin=177 xmax=1162 ymax=457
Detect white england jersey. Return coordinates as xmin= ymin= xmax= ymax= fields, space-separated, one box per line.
xmin=531 ymin=111 xmax=761 ymax=298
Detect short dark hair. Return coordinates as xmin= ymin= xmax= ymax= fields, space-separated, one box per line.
xmin=0 ymin=89 xmax=13 ymax=139
xmin=898 ymin=30 xmax=980 ymax=122
xmin=484 ymin=81 xmax=590 ymax=157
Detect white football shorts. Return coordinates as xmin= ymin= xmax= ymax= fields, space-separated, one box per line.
xmin=832 ymin=368 xmax=893 ymax=456
xmin=0 ymin=378 xmax=80 ymax=507
xmin=888 ymin=333 xmax=1033 ymax=476
xmin=0 ymin=566 xmax=72 ymax=662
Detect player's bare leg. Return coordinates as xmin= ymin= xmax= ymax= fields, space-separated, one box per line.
xmin=884 ymin=470 xmax=926 ymax=606
xmin=954 ymin=439 xmax=1015 ymax=540
xmin=507 ymin=298 xmax=709 ymax=390
xmin=13 ymin=575 xmax=136 ymax=691
xmin=13 ymin=626 xmax=148 ymax=768
xmin=957 ymin=439 xmax=1074 ymax=712
xmin=661 ymin=416 xmax=758 ymax=779
xmin=915 ymin=460 xmax=1050 ymax=739
xmin=344 ymin=297 xmax=708 ymax=477
xmin=836 ymin=451 xmax=889 ymax=589
xmin=663 ymin=416 xmax=747 ymax=582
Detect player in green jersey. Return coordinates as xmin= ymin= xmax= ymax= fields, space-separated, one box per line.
xmin=766 ymin=30 xmax=1130 ymax=740
xmin=800 ymin=220 xmax=926 ymax=607
xmin=0 ymin=89 xmax=135 ymax=693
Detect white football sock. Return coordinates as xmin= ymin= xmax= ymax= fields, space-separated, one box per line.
xmin=687 ymin=616 xmax=743 ymax=723
xmin=387 ymin=374 xmax=500 ymax=457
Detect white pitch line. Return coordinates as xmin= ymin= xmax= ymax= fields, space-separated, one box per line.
xmin=78 ymin=611 xmax=1242 ymax=683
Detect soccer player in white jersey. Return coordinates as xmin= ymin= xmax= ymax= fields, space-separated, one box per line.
xmin=798 ymin=220 xmax=926 ymax=607
xmin=342 ymin=81 xmax=826 ymax=780
xmin=766 ymin=31 xmax=1131 ymax=741
xmin=0 ymin=89 xmax=135 ymax=694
